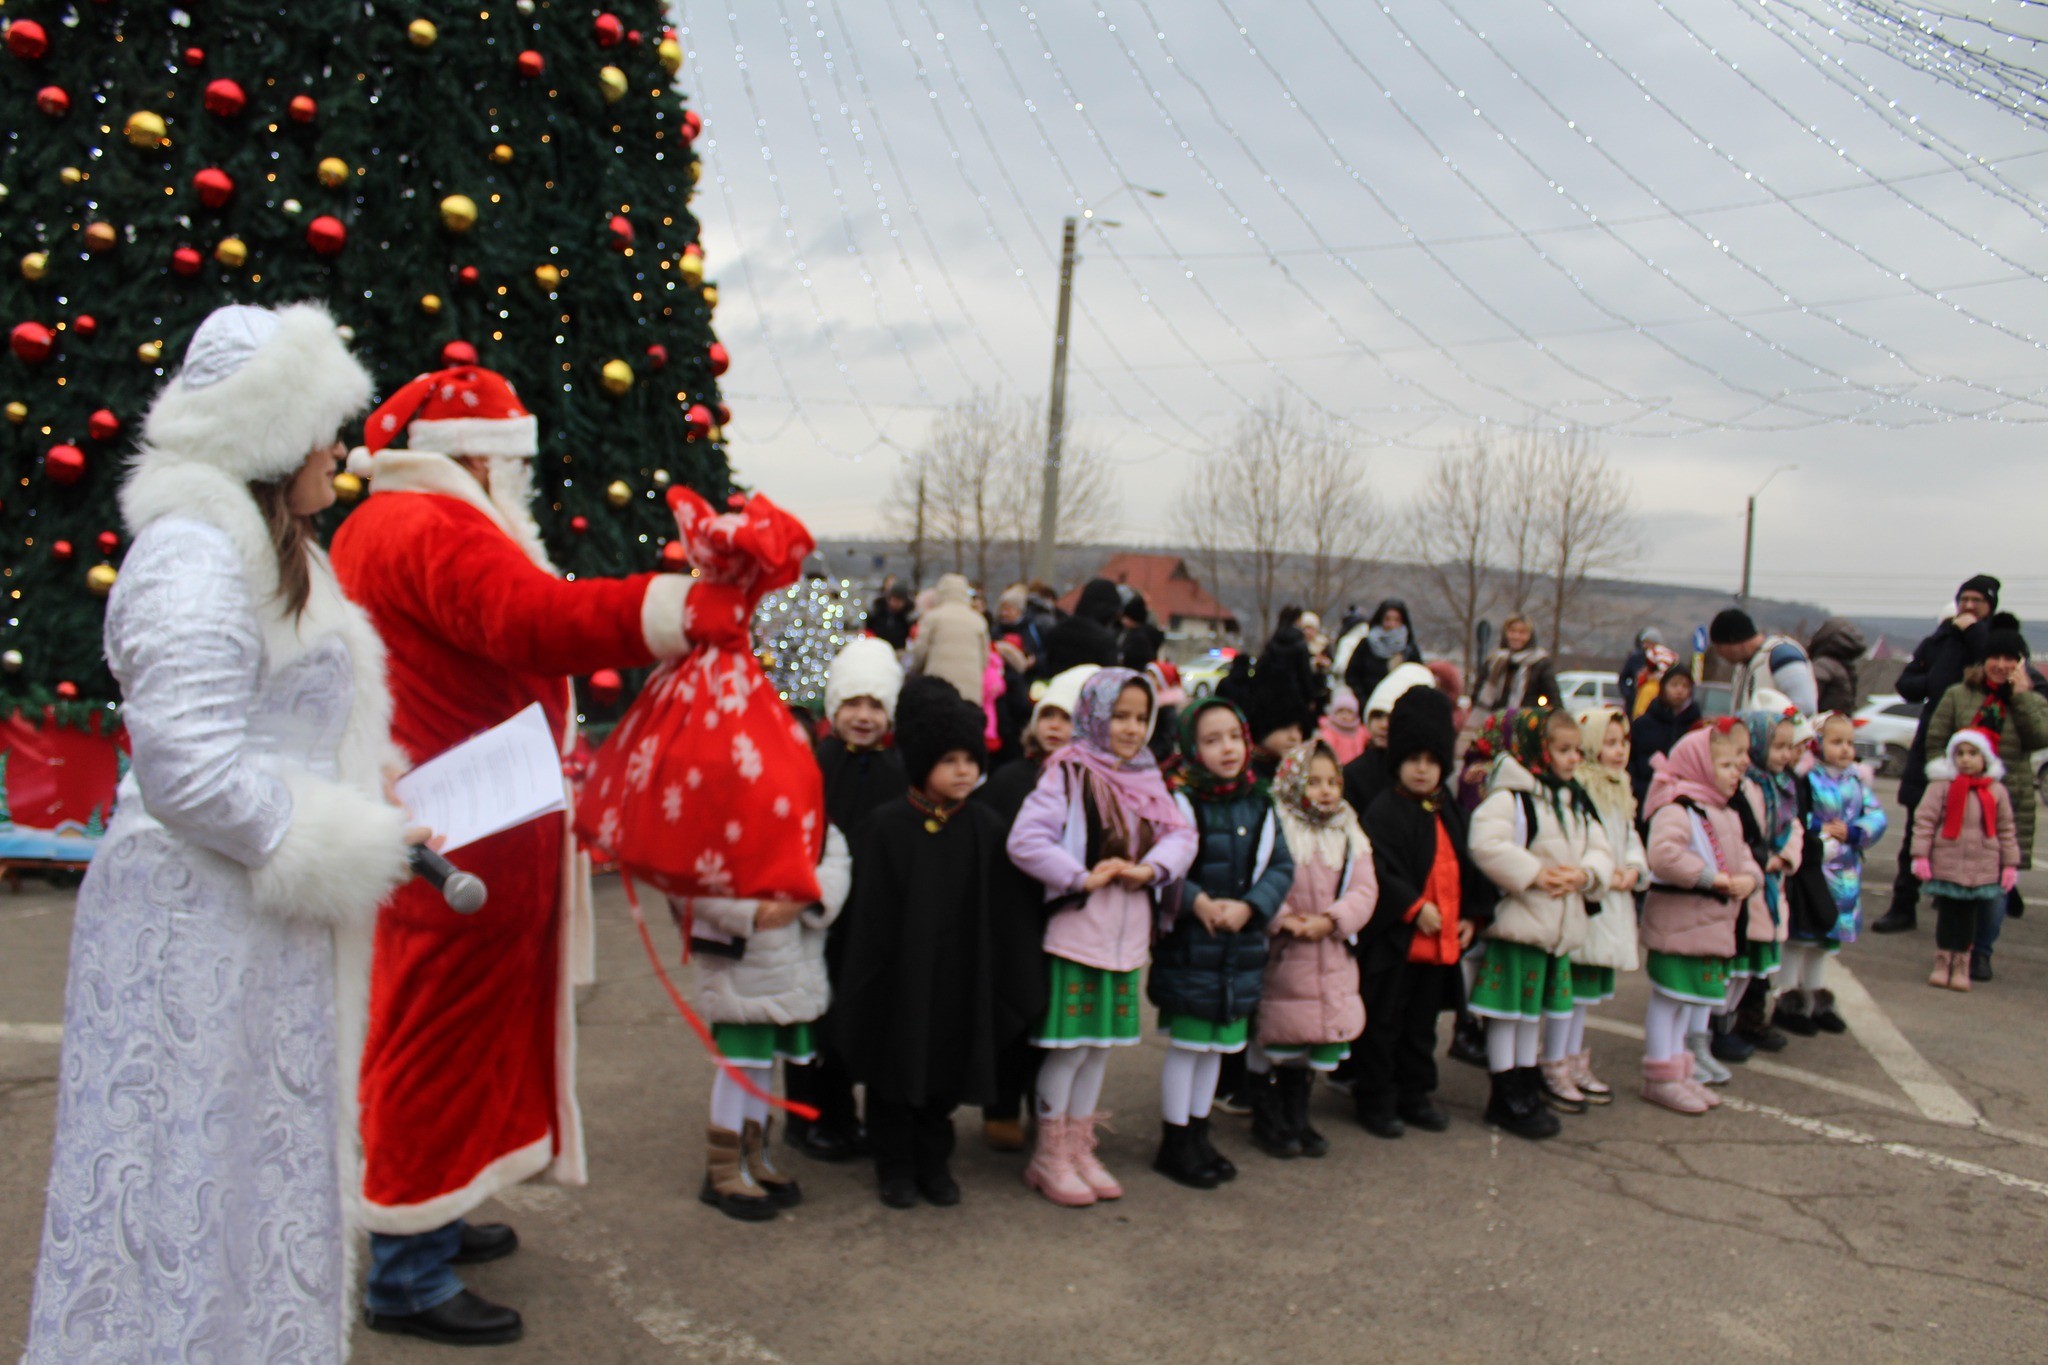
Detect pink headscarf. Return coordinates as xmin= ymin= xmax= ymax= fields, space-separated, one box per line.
xmin=1042 ymin=668 xmax=1188 ymax=847
xmin=1643 ymin=721 xmax=1738 ymax=816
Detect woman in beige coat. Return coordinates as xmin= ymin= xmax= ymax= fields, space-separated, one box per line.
xmin=908 ymin=573 xmax=991 ymax=704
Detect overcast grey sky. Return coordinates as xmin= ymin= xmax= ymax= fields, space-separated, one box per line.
xmin=670 ymin=0 xmax=2048 ymax=619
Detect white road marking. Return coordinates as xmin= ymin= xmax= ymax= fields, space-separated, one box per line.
xmin=494 ymin=1185 xmax=781 ymax=1360
xmin=1720 ymin=1098 xmax=2048 ymax=1201
xmin=0 ymin=1023 xmax=62 ymax=1044
xmin=1824 ymin=962 xmax=1979 ymax=1125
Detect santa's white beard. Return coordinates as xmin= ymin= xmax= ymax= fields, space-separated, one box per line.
xmin=482 ymin=455 xmax=555 ymax=570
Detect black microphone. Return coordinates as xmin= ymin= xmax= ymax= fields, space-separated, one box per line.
xmin=409 ymin=844 xmax=488 ymax=914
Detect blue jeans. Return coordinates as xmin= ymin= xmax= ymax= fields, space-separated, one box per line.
xmin=366 ymin=1220 xmax=465 ymax=1315
xmin=1976 ymin=893 xmax=2010 ymax=957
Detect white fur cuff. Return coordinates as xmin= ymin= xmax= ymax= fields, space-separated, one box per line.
xmin=250 ymin=769 xmax=410 ymax=927
xmin=641 ymin=574 xmax=693 ymax=658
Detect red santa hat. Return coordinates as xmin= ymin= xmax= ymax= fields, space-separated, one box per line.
xmin=348 ymin=364 xmax=539 ymax=476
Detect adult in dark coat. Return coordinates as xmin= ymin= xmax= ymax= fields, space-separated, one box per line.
xmin=1618 ymin=628 xmax=1663 ymax=715
xmin=832 ymin=679 xmax=1042 ymax=1205
xmin=1354 ymin=687 xmax=1498 ymax=1134
xmin=1256 ymin=605 xmax=1327 ymax=734
xmin=1043 ymin=577 xmax=1123 ymax=676
xmin=1807 ymin=617 xmax=1868 ymax=716
xmin=865 ymin=581 xmax=913 ymax=651
xmin=1119 ymin=590 xmax=1167 ymax=671
xmin=1628 ymin=667 xmax=1703 ymax=806
xmin=1341 ymin=599 xmax=1425 ymax=703
xmin=1872 ymin=575 xmax=1997 ymax=933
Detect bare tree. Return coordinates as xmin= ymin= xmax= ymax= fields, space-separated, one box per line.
xmin=881 ymin=449 xmax=932 ymax=587
xmin=993 ymin=414 xmax=1120 ymax=586
xmin=1403 ymin=438 xmax=1496 ymax=682
xmin=1494 ymin=428 xmax=1549 ymax=622
xmin=1533 ymin=427 xmax=1639 ymax=654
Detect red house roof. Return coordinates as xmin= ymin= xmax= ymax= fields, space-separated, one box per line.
xmin=1060 ymin=553 xmax=1237 ymax=629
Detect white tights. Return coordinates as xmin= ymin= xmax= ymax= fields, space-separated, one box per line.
xmin=1643 ymin=993 xmax=1698 ymax=1062
xmin=710 ymin=1061 xmax=775 ymax=1133
xmin=1159 ymin=1046 xmax=1225 ymax=1125
xmin=1036 ymin=1045 xmax=1111 ymax=1120
xmin=1484 ymin=1016 xmax=1542 ymax=1072
xmin=1783 ymin=942 xmax=1828 ymax=993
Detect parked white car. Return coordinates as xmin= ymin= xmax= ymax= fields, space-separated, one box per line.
xmin=1555 ymin=671 xmax=1624 ymax=712
xmin=1180 ymin=648 xmax=1237 ymax=700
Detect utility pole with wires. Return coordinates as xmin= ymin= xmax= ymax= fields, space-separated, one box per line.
xmin=1029 ymin=217 xmax=1078 ymax=588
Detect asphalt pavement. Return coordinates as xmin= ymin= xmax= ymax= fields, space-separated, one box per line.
xmin=0 ymin=777 xmax=2042 ymax=1362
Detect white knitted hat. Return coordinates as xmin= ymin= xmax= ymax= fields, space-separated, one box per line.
xmin=825 ymin=636 xmax=904 ymax=722
xmin=1033 ymin=664 xmax=1100 ymax=726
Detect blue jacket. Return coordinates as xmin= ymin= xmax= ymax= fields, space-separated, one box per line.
xmin=1149 ymin=790 xmax=1295 ymax=1023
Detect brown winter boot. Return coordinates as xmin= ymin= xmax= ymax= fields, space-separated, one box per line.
xmin=701 ymin=1125 xmax=777 ymax=1222
xmin=1928 ymin=951 xmax=1952 ymax=989
xmin=742 ymin=1118 xmax=803 ymax=1209
xmin=1946 ymin=952 xmax=1973 ymax=993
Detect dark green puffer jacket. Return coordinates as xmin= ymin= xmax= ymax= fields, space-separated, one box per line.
xmin=1148 ymin=790 xmax=1295 ymax=1023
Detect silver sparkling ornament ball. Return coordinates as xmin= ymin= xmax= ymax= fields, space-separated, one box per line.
xmin=281 ymin=198 xmax=303 ymax=215
xmin=651 ymin=467 xmax=671 ymax=487
xmin=1 ymin=649 xmax=21 ymax=673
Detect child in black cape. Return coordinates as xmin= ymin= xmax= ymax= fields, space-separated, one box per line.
xmin=832 ymin=677 xmax=1044 ymax=1209
xmin=1354 ymin=687 xmax=1498 ymax=1137
xmin=787 ymin=637 xmax=911 ymax=1162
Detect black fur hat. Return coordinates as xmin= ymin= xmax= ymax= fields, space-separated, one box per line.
xmin=894 ymin=676 xmax=987 ymax=787
xmin=1385 ymin=686 xmax=1456 ymax=775
xmin=1985 ymin=624 xmax=2031 ymax=663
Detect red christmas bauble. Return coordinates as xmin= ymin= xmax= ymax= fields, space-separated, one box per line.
xmin=72 ymin=314 xmax=97 ymax=338
xmin=87 ymin=409 xmax=120 ymax=441
xmin=628 ymin=29 xmax=643 ymax=47
xmin=96 ymin=530 xmax=119 ymax=555
xmin=458 ymin=264 xmax=480 ymax=286
xmin=10 ymin=321 xmax=55 ymax=363
xmin=593 ymin=13 xmax=624 ymax=47
xmin=516 ymin=49 xmax=545 ymax=78
xmin=715 ymin=402 xmax=732 ymax=427
xmin=35 ymin=84 xmax=69 ymax=117
xmin=707 ymin=341 xmax=730 ymax=376
xmin=305 ymin=214 xmax=347 ymax=255
xmin=569 ymin=515 xmax=590 ymax=534
xmin=681 ymin=109 xmax=703 ymax=143
xmin=659 ymin=540 xmax=689 ymax=569
xmin=7 ymin=19 xmax=50 ymax=60
xmin=588 ymin=667 xmax=623 ymax=705
xmin=645 ymin=343 xmax=669 ymax=369
xmin=51 ymin=538 xmax=75 ymax=562
xmin=607 ymin=214 xmax=634 ymax=250
xmin=45 ymin=444 xmax=85 ymax=484
xmin=184 ymin=45 xmax=206 ymax=66
xmin=288 ymin=93 xmax=318 ymax=123
xmin=202 ymin=78 xmax=247 ymax=118
xmin=441 ymin=339 xmax=478 ymax=366
xmin=685 ymin=403 xmax=712 ymax=437
xmin=170 ymin=245 xmax=204 ymax=276
xmin=55 ymin=680 xmax=78 ymax=701
xmin=192 ymin=166 xmax=235 ymax=208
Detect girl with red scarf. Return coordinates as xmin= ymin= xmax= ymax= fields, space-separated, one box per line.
xmin=1911 ymin=729 xmax=2019 ymax=992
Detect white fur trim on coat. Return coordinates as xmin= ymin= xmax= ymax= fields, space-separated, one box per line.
xmin=403 ymin=413 xmax=539 ymax=458
xmin=141 ymin=302 xmax=372 ymax=486
xmin=249 ymin=768 xmax=410 ymax=925
xmin=641 ymin=573 xmax=694 ymax=659
xmin=691 ymin=825 xmax=850 ymax=1026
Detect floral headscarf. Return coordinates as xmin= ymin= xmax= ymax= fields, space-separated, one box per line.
xmin=1574 ymin=705 xmax=1636 ymax=827
xmin=1169 ymin=696 xmax=1263 ymax=803
xmin=1500 ymin=706 xmax=1594 ymax=824
xmin=1272 ymin=738 xmax=1369 ymax=869
xmin=1742 ymin=708 xmax=1801 ymax=850
xmin=1043 ymin=668 xmax=1186 ymax=854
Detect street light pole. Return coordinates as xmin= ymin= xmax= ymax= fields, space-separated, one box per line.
xmin=1029 ymin=216 xmax=1078 ymax=588
xmin=1738 ymin=464 xmax=1797 ymax=607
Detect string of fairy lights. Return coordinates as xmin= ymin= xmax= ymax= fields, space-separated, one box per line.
xmin=671 ymin=0 xmax=2048 ymax=491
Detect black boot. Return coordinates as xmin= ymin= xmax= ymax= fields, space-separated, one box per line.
xmin=1870 ymin=901 xmax=1918 ymax=934
xmin=1276 ymin=1067 xmax=1329 ymax=1158
xmin=1733 ymin=978 xmax=1787 ymax=1052
xmin=1772 ymin=989 xmax=1819 ymax=1037
xmin=1486 ymin=1068 xmax=1560 ymax=1140
xmin=1970 ymin=949 xmax=1993 ymax=983
xmin=1709 ymin=1012 xmax=1756 ymax=1063
xmin=1355 ymin=1092 xmax=1405 ymax=1139
xmin=1249 ymin=1070 xmax=1303 ymax=1158
xmin=1398 ymin=1093 xmax=1451 ymax=1133
xmin=1448 ymin=1011 xmax=1489 ymax=1068
xmin=1808 ymin=988 xmax=1848 ymax=1033
xmin=366 ymin=1289 xmax=524 ymax=1346
xmin=1188 ymin=1114 xmax=1236 ymax=1182
xmin=1153 ymin=1121 xmax=1223 ymax=1189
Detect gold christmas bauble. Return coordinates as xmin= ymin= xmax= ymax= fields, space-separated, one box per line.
xmin=4 ymin=401 xmax=27 ymax=424
xmin=316 ymin=156 xmax=351 ymax=188
xmin=332 ymin=471 xmax=365 ymax=501
xmin=678 ymin=254 xmax=703 ymax=286
xmin=605 ymin=479 xmax=632 ymax=507
xmin=650 ymin=467 xmax=671 ymax=487
xmin=533 ymin=263 xmax=561 ymax=290
xmin=702 ymin=283 xmax=719 ymax=309
xmin=214 ymin=236 xmax=248 ymax=268
xmin=58 ymin=166 xmax=83 ymax=185
xmin=20 ymin=251 xmax=48 ymax=281
xmin=600 ymin=358 xmax=634 ymax=396
xmin=658 ymin=36 xmax=683 ymax=76
xmin=136 ymin=339 xmax=164 ymax=363
xmin=420 ymin=292 xmax=443 ymax=315
xmin=82 ymin=222 xmax=118 ymax=253
xmin=408 ymin=18 xmax=438 ymax=47
xmin=439 ymin=193 xmax=478 ymax=232
xmin=598 ymin=65 xmax=628 ymax=103
xmin=85 ymin=564 xmax=118 ymax=596
xmin=123 ymin=110 xmax=168 ymax=148
xmin=0 ymin=649 xmax=20 ymax=673
xmin=489 ymin=143 xmax=513 ymax=165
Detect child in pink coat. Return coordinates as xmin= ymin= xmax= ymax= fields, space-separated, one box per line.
xmin=1912 ymin=728 xmax=2019 ymax=993
xmin=1255 ymin=740 xmax=1377 ymax=1158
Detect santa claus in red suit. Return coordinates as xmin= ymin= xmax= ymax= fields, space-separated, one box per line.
xmin=331 ymin=366 xmax=722 ymax=1347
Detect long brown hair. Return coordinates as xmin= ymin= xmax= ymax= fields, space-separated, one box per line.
xmin=249 ymin=476 xmax=314 ymax=619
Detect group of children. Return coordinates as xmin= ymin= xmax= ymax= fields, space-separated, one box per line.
xmin=684 ymin=630 xmax=2015 ymax=1216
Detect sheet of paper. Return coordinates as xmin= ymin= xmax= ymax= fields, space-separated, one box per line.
xmin=394 ymin=702 xmax=567 ymax=854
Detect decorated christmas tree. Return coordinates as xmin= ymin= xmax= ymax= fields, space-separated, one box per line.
xmin=0 ymin=1 xmax=731 ymax=718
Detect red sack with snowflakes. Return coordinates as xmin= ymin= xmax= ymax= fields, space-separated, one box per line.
xmin=575 ymin=488 xmax=825 ymax=904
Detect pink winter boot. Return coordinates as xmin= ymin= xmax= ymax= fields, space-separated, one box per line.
xmin=1022 ymin=1117 xmax=1096 ymax=1208
xmin=1640 ymin=1056 xmax=1708 ymax=1115
xmin=1568 ymin=1049 xmax=1613 ymax=1104
xmin=1069 ymin=1113 xmax=1124 ymax=1201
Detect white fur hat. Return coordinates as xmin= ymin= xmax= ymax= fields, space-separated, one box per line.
xmin=140 ymin=302 xmax=372 ymax=484
xmin=1365 ymin=661 xmax=1436 ymax=719
xmin=1034 ymin=664 xmax=1100 ymax=727
xmin=1931 ymin=726 xmax=2006 ymax=782
xmin=825 ymin=636 xmax=904 ymax=722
